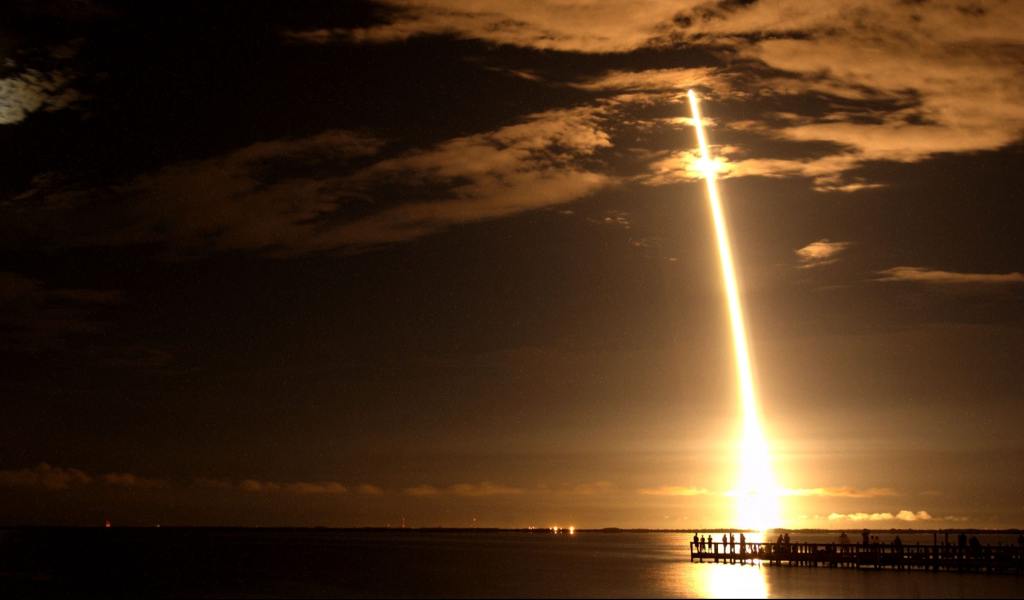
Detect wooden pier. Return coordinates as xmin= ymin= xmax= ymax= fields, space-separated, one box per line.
xmin=689 ymin=541 xmax=1024 ymax=573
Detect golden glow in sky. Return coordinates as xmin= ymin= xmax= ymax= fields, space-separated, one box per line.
xmin=687 ymin=90 xmax=783 ymax=531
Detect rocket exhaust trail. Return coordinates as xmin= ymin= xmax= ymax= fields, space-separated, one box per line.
xmin=687 ymin=90 xmax=782 ymax=531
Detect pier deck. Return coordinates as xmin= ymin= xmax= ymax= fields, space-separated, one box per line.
xmin=689 ymin=542 xmax=1024 ymax=573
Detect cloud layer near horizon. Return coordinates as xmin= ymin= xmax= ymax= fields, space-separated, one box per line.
xmin=878 ymin=267 xmax=1024 ymax=285
xmin=0 ymin=462 xmax=973 ymax=527
xmin=0 ymin=463 xmax=160 ymax=490
xmin=827 ymin=509 xmax=933 ymax=522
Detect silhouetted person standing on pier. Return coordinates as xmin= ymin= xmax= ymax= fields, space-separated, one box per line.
xmin=739 ymin=532 xmax=746 ymax=554
xmin=862 ymin=529 xmax=869 ymax=546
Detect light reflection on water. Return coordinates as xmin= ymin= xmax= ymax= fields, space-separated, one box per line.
xmin=665 ymin=531 xmax=769 ymax=599
xmin=660 ymin=531 xmax=1024 ymax=599
xmin=13 ymin=528 xmax=1021 ymax=598
xmin=697 ymin=563 xmax=769 ymax=599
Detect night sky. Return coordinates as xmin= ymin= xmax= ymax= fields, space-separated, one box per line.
xmin=2 ymin=0 xmax=1023 ymax=529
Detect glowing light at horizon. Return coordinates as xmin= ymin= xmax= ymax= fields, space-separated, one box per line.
xmin=687 ymin=89 xmax=782 ymax=531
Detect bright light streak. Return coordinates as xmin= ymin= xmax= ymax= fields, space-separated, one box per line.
xmin=687 ymin=90 xmax=782 ymax=531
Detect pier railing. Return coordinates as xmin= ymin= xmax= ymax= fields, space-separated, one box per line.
xmin=689 ymin=541 xmax=1024 ymax=573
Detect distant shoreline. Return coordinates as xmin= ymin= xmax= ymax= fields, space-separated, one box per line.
xmin=3 ymin=526 xmax=1021 ymax=534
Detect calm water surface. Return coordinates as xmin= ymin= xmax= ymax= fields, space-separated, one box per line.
xmin=1 ymin=529 xmax=1021 ymax=598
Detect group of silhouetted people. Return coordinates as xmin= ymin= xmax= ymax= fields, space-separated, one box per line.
xmin=690 ymin=528 xmax=1024 ymax=572
xmin=693 ymin=530 xmax=1024 ymax=557
xmin=691 ymin=532 xmax=748 ymax=553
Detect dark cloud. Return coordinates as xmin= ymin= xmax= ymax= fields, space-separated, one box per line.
xmin=675 ymin=0 xmax=1024 ymax=186
xmin=355 ymin=483 xmax=385 ymax=495
xmin=285 ymin=0 xmax=696 ymax=52
xmin=0 ymin=1 xmax=110 ymax=125
xmin=0 ymin=463 xmax=91 ymax=490
xmin=306 ymin=1 xmax=1024 ymax=193
xmin=12 ymin=1 xmax=1017 ymax=254
xmin=99 ymin=472 xmax=168 ymax=489
xmin=196 ymin=477 xmax=350 ymax=495
xmin=401 ymin=481 xmax=626 ymax=498
xmin=0 ymin=271 xmax=121 ymax=352
xmin=877 ymin=266 xmax=1024 ymax=285
xmin=11 ymin=106 xmax=617 ymax=253
xmin=0 ymin=66 xmax=83 ymax=125
xmin=0 ymin=463 xmax=166 ymax=490
xmin=402 ymin=482 xmax=524 ymax=497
